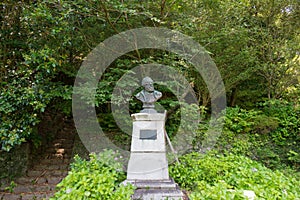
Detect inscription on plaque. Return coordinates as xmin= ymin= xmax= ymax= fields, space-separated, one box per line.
xmin=140 ymin=129 xmax=157 ymax=140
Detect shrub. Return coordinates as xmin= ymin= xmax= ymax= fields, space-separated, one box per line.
xmin=0 ymin=47 xmax=72 ymax=151
xmin=223 ymin=107 xmax=259 ymax=134
xmin=169 ymin=152 xmax=300 ymax=199
xmin=190 ymin=180 xmax=245 ymax=200
xmin=255 ymin=100 xmax=300 ymax=170
xmin=258 ymin=100 xmax=300 ymax=145
xmin=51 ymin=150 xmax=134 ymax=200
xmin=194 ymin=104 xmax=300 ymax=171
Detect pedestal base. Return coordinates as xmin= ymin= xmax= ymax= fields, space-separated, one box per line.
xmin=123 ymin=179 xmax=185 ymax=200
xmin=127 ymin=152 xmax=169 ymax=180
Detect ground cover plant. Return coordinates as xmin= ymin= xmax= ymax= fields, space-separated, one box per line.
xmin=51 ymin=150 xmax=134 ymax=200
xmin=53 ymin=149 xmax=300 ymax=200
xmin=169 ymin=152 xmax=300 ymax=200
xmin=194 ymin=100 xmax=300 ymax=172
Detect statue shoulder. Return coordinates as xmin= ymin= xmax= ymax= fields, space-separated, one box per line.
xmin=135 ymin=90 xmax=145 ymax=100
xmin=154 ymin=90 xmax=162 ymax=98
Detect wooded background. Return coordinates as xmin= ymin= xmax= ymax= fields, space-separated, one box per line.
xmin=1 ymin=0 xmax=299 ymax=164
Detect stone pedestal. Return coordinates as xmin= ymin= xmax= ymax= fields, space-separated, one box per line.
xmin=124 ymin=112 xmax=184 ymax=200
xmin=127 ymin=113 xmax=168 ymax=180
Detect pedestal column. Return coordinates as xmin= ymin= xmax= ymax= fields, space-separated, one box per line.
xmin=124 ymin=112 xmax=184 ymax=200
xmin=127 ymin=113 xmax=169 ymax=180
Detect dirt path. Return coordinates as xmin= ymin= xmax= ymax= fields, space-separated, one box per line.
xmin=0 ymin=120 xmax=76 ymax=200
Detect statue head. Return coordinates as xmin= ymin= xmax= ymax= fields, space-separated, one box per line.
xmin=135 ymin=76 xmax=162 ymax=113
xmin=141 ymin=76 xmax=154 ymax=92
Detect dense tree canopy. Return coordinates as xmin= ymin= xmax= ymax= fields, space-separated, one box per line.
xmin=1 ymin=0 xmax=299 ymax=153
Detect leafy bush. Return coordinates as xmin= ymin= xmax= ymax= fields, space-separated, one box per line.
xmin=223 ymin=107 xmax=259 ymax=134
xmin=0 ymin=47 xmax=72 ymax=151
xmin=194 ymin=107 xmax=267 ymax=155
xmin=254 ymin=100 xmax=300 ymax=170
xmin=170 ymin=152 xmax=300 ymax=199
xmin=190 ymin=180 xmax=245 ymax=200
xmin=194 ymin=104 xmax=300 ymax=171
xmin=51 ymin=150 xmax=134 ymax=200
xmin=258 ymin=100 xmax=300 ymax=146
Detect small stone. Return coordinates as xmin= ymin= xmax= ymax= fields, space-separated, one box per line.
xmin=52 ymin=170 xmax=63 ymax=176
xmin=35 ymin=177 xmax=47 ymax=184
xmin=48 ymin=165 xmax=60 ymax=170
xmin=56 ymin=149 xmax=65 ymax=154
xmin=13 ymin=185 xmax=33 ymax=193
xmin=243 ymin=190 xmax=256 ymax=200
xmin=66 ymin=188 xmax=72 ymax=194
xmin=16 ymin=177 xmax=34 ymax=184
xmin=1 ymin=193 xmax=21 ymax=200
xmin=47 ymin=177 xmax=63 ymax=184
xmin=27 ymin=170 xmax=43 ymax=177
xmin=251 ymin=168 xmax=258 ymax=172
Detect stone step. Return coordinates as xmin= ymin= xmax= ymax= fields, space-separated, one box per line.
xmin=33 ymin=163 xmax=69 ymax=171
xmin=123 ymin=179 xmax=178 ymax=189
xmin=21 ymin=192 xmax=55 ymax=200
xmin=12 ymin=184 xmax=56 ymax=194
xmin=27 ymin=169 xmax=68 ymax=177
xmin=49 ymin=142 xmax=73 ymax=149
xmin=26 ymin=170 xmax=45 ymax=178
xmin=52 ymin=138 xmax=74 ymax=145
xmin=47 ymin=170 xmax=68 ymax=177
xmin=58 ymin=164 xmax=70 ymax=170
xmin=16 ymin=177 xmax=47 ymax=185
xmin=0 ymin=121 xmax=76 ymax=200
xmin=132 ymin=188 xmax=185 ymax=200
xmin=46 ymin=147 xmax=73 ymax=154
xmin=0 ymin=191 xmax=55 ymax=200
xmin=46 ymin=177 xmax=64 ymax=185
xmin=50 ymin=141 xmax=74 ymax=150
xmin=33 ymin=165 xmax=60 ymax=171
xmin=0 ymin=193 xmax=20 ymax=200
xmin=39 ymin=158 xmax=69 ymax=165
xmin=46 ymin=153 xmax=72 ymax=160
xmin=55 ymin=133 xmax=75 ymax=140
xmin=16 ymin=176 xmax=64 ymax=186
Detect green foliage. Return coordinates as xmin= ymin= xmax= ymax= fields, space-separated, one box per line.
xmin=223 ymin=107 xmax=259 ymax=134
xmin=217 ymin=107 xmax=280 ymax=156
xmin=0 ymin=1 xmax=75 ymax=151
xmin=194 ymin=103 xmax=299 ymax=171
xmin=195 ymin=107 xmax=275 ymax=153
xmin=1 ymin=0 xmax=299 ymax=153
xmin=287 ymin=150 xmax=300 ymax=166
xmin=190 ymin=180 xmax=245 ymax=200
xmin=170 ymin=152 xmax=300 ymax=199
xmin=220 ymin=106 xmax=279 ymax=135
xmin=97 ymin=113 xmax=131 ymax=150
xmin=98 ymin=114 xmax=119 ymax=131
xmin=258 ymin=100 xmax=300 ymax=145
xmin=0 ymin=77 xmax=71 ymax=151
xmin=0 ymin=47 xmax=72 ymax=151
xmin=51 ymin=150 xmax=134 ymax=200
xmin=95 ymin=55 xmax=198 ymax=137
xmin=4 ymin=181 xmax=16 ymax=193
xmin=253 ymin=100 xmax=300 ymax=170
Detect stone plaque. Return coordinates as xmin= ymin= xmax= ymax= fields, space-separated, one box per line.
xmin=140 ymin=129 xmax=157 ymax=140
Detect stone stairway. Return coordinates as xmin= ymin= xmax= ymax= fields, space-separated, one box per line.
xmin=0 ymin=120 xmax=76 ymax=200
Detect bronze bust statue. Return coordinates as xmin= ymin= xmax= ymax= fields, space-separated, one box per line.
xmin=135 ymin=77 xmax=162 ymax=113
